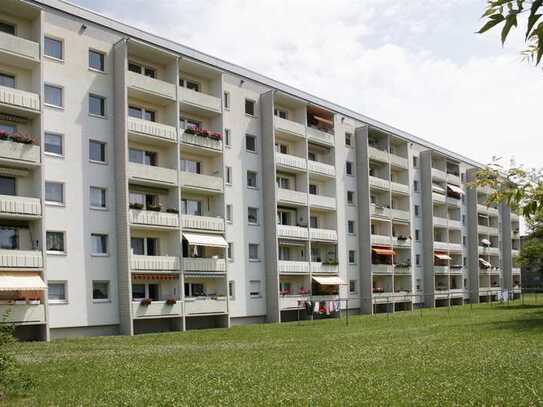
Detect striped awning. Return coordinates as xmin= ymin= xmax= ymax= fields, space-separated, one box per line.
xmin=0 ymin=272 xmax=46 ymax=291
xmin=434 ymin=253 xmax=452 ymax=260
xmin=372 ymin=247 xmax=395 ymax=256
xmin=447 ymin=184 xmax=464 ymax=195
xmin=183 ymin=232 xmax=227 ymax=248
xmin=312 ymin=276 xmax=346 ymax=285
xmin=479 ymin=258 xmax=492 ymax=268
xmin=133 ymin=273 xmax=178 ymax=281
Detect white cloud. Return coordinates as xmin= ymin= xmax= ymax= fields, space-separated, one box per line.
xmin=75 ymin=0 xmax=542 ymax=167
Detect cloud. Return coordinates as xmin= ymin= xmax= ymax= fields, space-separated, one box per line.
xmin=74 ymin=0 xmax=542 ymax=167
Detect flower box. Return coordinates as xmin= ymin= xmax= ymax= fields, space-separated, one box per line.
xmin=140 ymin=298 xmax=152 ymax=306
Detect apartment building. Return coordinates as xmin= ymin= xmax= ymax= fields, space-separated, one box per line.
xmin=0 ymin=0 xmax=521 ymax=340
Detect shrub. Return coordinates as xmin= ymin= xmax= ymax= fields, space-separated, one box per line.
xmin=165 ymin=298 xmax=177 ymax=306
xmin=140 ymin=298 xmax=152 ymax=306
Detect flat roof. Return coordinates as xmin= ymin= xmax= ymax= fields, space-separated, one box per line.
xmin=30 ymin=0 xmax=483 ymax=168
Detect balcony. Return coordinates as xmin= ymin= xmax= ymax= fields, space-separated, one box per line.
xmin=448 ymin=243 xmax=463 ymax=252
xmin=394 ymin=266 xmax=412 ymax=274
xmin=0 ymin=32 xmax=40 ymax=66
xmin=448 ymin=219 xmax=462 ymax=230
xmin=180 ymin=130 xmax=222 ymax=152
xmin=433 ymin=216 xmax=448 ymax=228
xmin=370 ymin=205 xmax=391 ymax=219
xmin=310 ymin=228 xmax=337 ymax=242
xmin=390 ymin=182 xmax=409 ymax=195
xmin=0 ymin=139 xmax=40 ymax=165
xmin=275 ymin=153 xmax=306 ymax=172
xmin=0 ymin=250 xmax=43 ymax=268
xmin=0 ymin=195 xmax=41 ymax=217
xmin=390 ymin=154 xmax=409 ymax=168
xmin=277 ymin=225 xmax=308 ymax=240
xmin=130 ymin=255 xmax=180 ymax=271
xmin=447 ymin=173 xmax=461 ymax=184
xmin=126 ymin=71 xmax=176 ymax=102
xmin=479 ymin=246 xmax=500 ymax=256
xmin=127 ymin=117 xmax=177 ymax=143
xmin=309 ymin=194 xmax=336 ymax=210
xmin=368 ymin=147 xmax=389 ymax=163
xmin=478 ymin=224 xmax=498 ymax=235
xmin=0 ymin=86 xmax=40 ymax=114
xmin=512 ymin=268 xmax=521 ymax=274
xmin=0 ymin=304 xmax=45 ymax=324
xmin=432 ymin=168 xmax=448 ymax=181
xmin=132 ymin=300 xmax=182 ymax=318
xmin=183 ymin=257 xmax=226 ymax=272
xmin=307 ymin=126 xmax=334 ymax=146
xmin=392 ymin=237 xmax=411 ymax=248
xmin=277 ymin=188 xmax=307 ymax=206
xmin=179 ymin=87 xmax=221 ymax=115
xmin=274 ymin=117 xmax=306 ymax=139
xmin=369 ymin=176 xmax=389 ymax=190
xmin=184 ymin=297 xmax=227 ymax=315
xmin=449 ymin=267 xmax=464 ymax=275
xmin=180 ymin=172 xmax=223 ymax=193
xmin=280 ymin=295 xmax=309 ymax=309
xmin=278 ymin=261 xmax=309 ymax=274
xmin=433 ymin=241 xmax=449 ymax=251
xmin=128 ymin=162 xmax=178 ymax=187
xmin=432 ymin=193 xmax=447 ymax=204
xmin=181 ymin=214 xmax=224 ymax=232
xmin=128 ymin=209 xmax=179 ymax=228
xmin=372 ymin=234 xmax=392 ymax=245
xmin=390 ymin=209 xmax=410 ymax=221
xmin=433 ymin=266 xmax=449 ymax=274
xmin=311 ymin=262 xmax=338 ymax=274
xmin=372 ymin=264 xmax=393 ymax=274
xmin=308 ymin=161 xmax=335 ymax=177
xmin=477 ymin=204 xmax=499 ymax=216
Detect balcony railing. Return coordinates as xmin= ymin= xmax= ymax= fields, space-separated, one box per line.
xmin=278 ymin=260 xmax=309 ymax=274
xmin=433 ymin=241 xmax=449 ymax=251
xmin=372 ymin=264 xmax=393 ymax=274
xmin=0 ymin=140 xmax=40 ymax=164
xmin=307 ymin=126 xmax=335 ymax=146
xmin=309 ymin=194 xmax=336 ymax=210
xmin=368 ymin=147 xmax=388 ymax=162
xmin=447 ymin=219 xmax=462 ymax=230
xmin=0 ymin=250 xmax=43 ymax=268
xmin=0 ymin=32 xmax=40 ymax=62
xmin=390 ymin=154 xmax=409 ymax=168
xmin=181 ymin=214 xmax=224 ymax=232
xmin=180 ymin=131 xmax=222 ymax=151
xmin=372 ymin=234 xmax=391 ymax=245
xmin=0 ymin=304 xmax=45 ymax=324
xmin=477 ymin=204 xmax=499 ymax=216
xmin=184 ymin=297 xmax=227 ymax=314
xmin=432 ymin=193 xmax=447 ymax=203
xmin=431 ymin=168 xmax=448 ymax=181
xmin=448 ymin=243 xmax=463 ymax=252
xmin=128 ymin=162 xmax=178 ymax=186
xmin=126 ymin=71 xmax=176 ymax=100
xmin=277 ymin=225 xmax=308 ymax=240
xmin=370 ymin=205 xmax=391 ymax=218
xmin=477 ymin=224 xmax=498 ymax=235
xmin=308 ymin=160 xmax=335 ymax=177
xmin=274 ymin=116 xmax=306 ymax=138
xmin=394 ymin=266 xmax=412 ymax=274
xmin=311 ymin=262 xmax=338 ymax=274
xmin=478 ymin=246 xmax=500 ymax=256
xmin=390 ymin=181 xmax=409 ymax=194
xmin=392 ymin=237 xmax=411 ymax=247
xmin=310 ymin=228 xmax=337 ymax=242
xmin=277 ymin=188 xmax=307 ymax=206
xmin=179 ymin=87 xmax=221 ymax=113
xmin=0 ymin=85 xmax=40 ymax=112
xmin=369 ymin=176 xmax=389 ymax=190
xmin=132 ymin=300 xmax=182 ymax=318
xmin=128 ymin=209 xmax=179 ymax=228
xmin=130 ymin=255 xmax=180 ymax=271
xmin=390 ymin=208 xmax=410 ymax=221
xmin=127 ymin=117 xmax=177 ymax=143
xmin=512 ymin=268 xmax=521 ymax=274
xmin=180 ymin=172 xmax=223 ymax=193
xmin=279 ymin=295 xmax=308 ymax=309
xmin=433 ymin=266 xmax=449 ymax=274
xmin=183 ymin=257 xmax=226 ymax=272
xmin=433 ymin=216 xmax=448 ymax=228
xmin=0 ymin=195 xmax=41 ymax=217
xmin=275 ymin=153 xmax=306 ymax=171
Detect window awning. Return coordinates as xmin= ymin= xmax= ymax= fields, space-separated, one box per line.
xmin=479 ymin=258 xmax=492 ymax=268
xmin=432 ymin=184 xmax=446 ymax=193
xmin=133 ymin=273 xmax=178 ymax=281
xmin=434 ymin=253 xmax=452 ymax=260
xmin=447 ymin=184 xmax=464 ymax=195
xmin=183 ymin=232 xmax=227 ymax=248
xmin=312 ymin=276 xmax=346 ymax=285
xmin=313 ymin=115 xmax=334 ymax=126
xmin=0 ymin=272 xmax=46 ymax=291
xmin=480 ymin=239 xmax=491 ymax=246
xmin=372 ymin=247 xmax=395 ymax=256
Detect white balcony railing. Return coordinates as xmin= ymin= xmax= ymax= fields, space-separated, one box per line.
xmin=0 ymin=140 xmax=40 ymax=164
xmin=0 ymin=195 xmax=41 ymax=217
xmin=392 ymin=237 xmax=411 ymax=247
xmin=126 ymin=71 xmax=176 ymax=100
xmin=310 ymin=228 xmax=337 ymax=242
xmin=181 ymin=214 xmax=224 ymax=232
xmin=0 ymin=85 xmax=40 ymax=112
xmin=180 ymin=131 xmax=222 ymax=151
xmin=433 ymin=266 xmax=449 ymax=274
xmin=432 ymin=168 xmax=448 ymax=181
xmin=432 ymin=193 xmax=447 ymax=203
xmin=127 ymin=117 xmax=177 ymax=143
xmin=477 ymin=204 xmax=499 ymax=216
xmin=478 ymin=246 xmax=500 ymax=256
xmin=180 ymin=172 xmax=223 ymax=193
xmin=130 ymin=255 xmax=179 ymax=271
xmin=433 ymin=241 xmax=449 ymax=251
xmin=370 ymin=205 xmax=391 ymax=218
xmin=132 ymin=300 xmax=182 ymax=318
xmin=183 ymin=257 xmax=226 ymax=272
xmin=278 ymin=260 xmax=309 ymax=274
xmin=372 ymin=234 xmax=391 ymax=245
xmin=390 ymin=181 xmax=409 ymax=194
xmin=277 ymin=225 xmax=308 ymax=240
xmin=307 ymin=126 xmax=335 ymax=146
xmin=311 ymin=262 xmax=338 ymax=274
xmin=275 ymin=153 xmax=307 ymax=171
xmin=0 ymin=250 xmax=43 ymax=268
xmin=184 ymin=297 xmax=227 ymax=314
xmin=308 ymin=161 xmax=336 ymax=177
xmin=274 ymin=116 xmax=306 ymax=138
xmin=448 ymin=243 xmax=463 ymax=252
xmin=0 ymin=32 xmax=40 ymax=62
xmin=394 ymin=266 xmax=412 ymax=274
xmin=127 ymin=162 xmax=178 ymax=186
xmin=309 ymin=194 xmax=336 ymax=210
xmin=369 ymin=176 xmax=389 ymax=190
xmin=0 ymin=304 xmax=45 ymax=323
xmin=368 ymin=147 xmax=389 ymax=162
xmin=179 ymin=87 xmax=221 ymax=113
xmin=279 ymin=295 xmax=309 ymax=309
xmin=128 ymin=209 xmax=179 ymax=228
xmin=390 ymin=154 xmax=409 ymax=168
xmin=390 ymin=208 xmax=410 ymax=221
xmin=277 ymin=188 xmax=308 ymax=206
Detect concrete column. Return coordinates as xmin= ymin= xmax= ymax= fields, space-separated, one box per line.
xmin=420 ymin=150 xmax=435 ymax=307
xmin=500 ymin=203 xmax=513 ymax=290
xmin=466 ymin=168 xmax=480 ymax=304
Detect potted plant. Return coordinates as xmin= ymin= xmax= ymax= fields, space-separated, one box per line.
xmin=166 ymin=208 xmax=179 ymax=214
xmin=129 ymin=202 xmax=144 ymax=210
xmin=28 ymin=298 xmax=40 ymax=305
xmin=140 ymin=298 xmax=152 ymax=306
xmin=184 ymin=127 xmax=196 ymax=135
xmin=147 ymin=204 xmax=162 ymax=212
xmin=280 ymin=288 xmax=291 ymax=296
xmin=165 ymin=298 xmax=177 ymax=306
xmin=299 ymin=288 xmax=309 ymax=296
xmin=15 ymin=298 xmax=26 ymax=305
xmin=209 ymin=131 xmax=223 ymax=141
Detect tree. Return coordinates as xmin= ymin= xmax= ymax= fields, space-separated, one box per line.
xmin=478 ymin=0 xmax=543 ymax=66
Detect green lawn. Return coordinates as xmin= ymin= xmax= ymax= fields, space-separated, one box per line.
xmin=6 ymin=299 xmax=543 ymax=406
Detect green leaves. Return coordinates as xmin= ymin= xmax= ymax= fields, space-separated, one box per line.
xmin=477 ymin=14 xmax=506 ymax=33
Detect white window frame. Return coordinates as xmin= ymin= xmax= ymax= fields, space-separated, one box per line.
xmin=46 ymin=231 xmax=66 ymax=255
xmin=249 ymin=279 xmax=261 ymax=298
xmin=88 ymin=49 xmax=106 ymax=72
xmin=226 ymin=204 xmax=233 ymax=223
xmin=89 ymin=93 xmax=106 ymax=118
xmin=248 ymin=243 xmax=259 ymax=261
xmin=44 ymin=132 xmax=64 ymax=158
xmin=91 ymin=233 xmax=109 ymax=256
xmin=225 ymin=166 xmax=232 ymax=185
xmin=48 ymin=281 xmax=68 ymax=304
xmin=248 ymin=207 xmax=259 ymax=225
xmin=90 ymin=186 xmax=107 ymax=210
xmin=44 ymin=35 xmax=64 ymax=62
xmin=245 ymin=134 xmax=257 ymax=153
xmin=92 ymin=280 xmax=110 ymax=303
xmin=348 ymin=250 xmax=356 ymax=265
xmin=44 ymin=83 xmax=64 ymax=109
xmin=245 ymin=99 xmax=256 ymax=117
xmin=247 ymin=170 xmax=258 ymax=189
xmin=89 ymin=139 xmax=107 ymax=164
xmin=224 ymin=128 xmax=231 ymax=147
xmin=45 ymin=181 xmax=65 ymax=206
xmin=224 ymin=91 xmax=230 ymax=110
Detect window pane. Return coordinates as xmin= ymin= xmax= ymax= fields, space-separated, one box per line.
xmin=128 ymin=106 xmax=142 ymax=119
xmin=90 ymin=187 xmax=106 ymax=208
xmin=0 ymin=73 xmax=15 ymax=88
xmin=249 ymin=244 xmax=258 ymax=259
xmin=0 ymin=176 xmax=16 ymax=196
xmin=46 ymin=232 xmax=64 ymax=252
xmin=92 ymin=281 xmax=109 ymax=300
xmin=91 ymin=234 xmax=107 ymax=254
xmin=246 ymin=135 xmax=256 ymax=151
xmin=128 ymin=148 xmax=143 ymax=164
xmin=89 ymin=50 xmax=105 ymax=71
xmin=44 ymin=133 xmax=63 ymax=155
xmin=89 ymin=94 xmax=105 ymax=116
xmin=48 ymin=283 xmax=66 ymax=301
xmin=44 ymin=37 xmax=63 ymax=60
xmin=148 ymin=284 xmax=159 ymax=300
xmin=143 ymin=110 xmax=155 ymax=122
xmin=45 ymin=182 xmax=63 ymax=204
xmin=89 ymin=140 xmax=106 ymax=162
xmin=44 ymin=85 xmax=62 ymax=107
xmin=131 ymin=238 xmax=145 ymax=255
xmin=146 ymin=238 xmax=159 ymax=256
xmin=128 ymin=63 xmax=142 ymax=74
xmin=132 ymin=284 xmax=145 ymax=299
xmin=0 ymin=22 xmax=16 ymax=35
xmin=0 ymin=228 xmax=17 ymax=250
xmin=245 ymin=99 xmax=255 ymax=116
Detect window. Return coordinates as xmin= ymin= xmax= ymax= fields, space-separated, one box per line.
xmin=277 ymin=210 xmax=291 ymax=226
xmin=181 ymin=199 xmax=202 ymax=216
xmin=347 ymin=191 xmax=355 ymax=205
xmin=0 ymin=123 xmax=16 ymax=134
xmin=0 ymin=22 xmax=16 ymax=35
xmin=309 ymin=184 xmax=318 ymax=195
xmin=0 ymin=176 xmax=16 ymax=196
xmin=225 ymin=167 xmax=232 ymax=185
xmin=0 ymin=73 xmax=15 ymax=88
xmin=180 ymin=159 xmax=200 ymax=173
xmin=133 ymin=283 xmax=159 ymax=300
xmin=416 ymin=254 xmax=421 ymax=266
xmin=348 ymin=220 xmax=355 ymax=234
xmin=245 ymin=99 xmax=255 ymax=116
xmin=92 ymin=281 xmax=109 ymax=301
xmin=89 ymin=50 xmax=105 ymax=72
xmin=246 ymin=134 xmax=257 ymax=152
xmin=276 ymin=176 xmax=289 ymax=189
xmin=413 ymin=180 xmax=419 ymax=192
xmin=44 ymin=84 xmax=63 ymax=107
xmin=349 ymin=280 xmax=357 ymax=294
xmin=413 ymin=156 xmax=418 ymax=168
xmin=44 ymin=36 xmax=63 ymax=60
xmin=91 ymin=234 xmax=108 ymax=255
xmin=130 ymin=148 xmax=157 ymax=166
xmin=46 ymin=231 xmax=65 ymax=253
xmin=128 ymin=106 xmax=155 ymax=122
xmin=348 ymin=250 xmax=356 ymax=264
xmin=227 ymin=242 xmax=234 ymax=260
xmin=226 ymin=204 xmax=232 ymax=223
xmin=89 ymin=94 xmax=106 ymax=117
xmin=179 ymin=117 xmax=201 ymax=130
xmin=228 ymin=280 xmax=235 ymax=299
xmin=89 ymin=140 xmax=106 ymax=163
xmin=128 ymin=62 xmax=156 ymax=78
xmin=224 ymin=129 xmax=231 ymax=147
xmin=248 ymin=244 xmax=259 ymax=260
xmin=90 ymin=187 xmax=107 ymax=209
xmin=416 ymin=279 xmax=421 ymax=290
xmin=346 ymin=161 xmax=353 ymax=175
xmin=462 ymin=215 xmax=466 ymax=225
xmin=131 ymin=237 xmax=159 ymax=256
xmin=310 ymin=216 xmax=318 ymax=228
xmin=45 ymin=181 xmax=64 ymax=205
xmin=274 ymin=108 xmax=288 ymax=119
xmin=247 ymin=171 xmax=258 ymax=188
xmin=48 ymin=282 xmax=67 ymax=303
xmin=0 ymin=228 xmax=17 ymax=250
xmin=44 ymin=133 xmax=63 ymax=156
xmin=414 ymin=205 xmax=420 ymax=216
xmin=224 ymin=92 xmax=230 ymax=109
xmin=275 ymin=143 xmax=288 ymax=154
xmin=463 ymin=236 xmax=467 ymax=246
xmin=415 ymin=229 xmax=420 ymax=241
xmin=248 ymin=207 xmax=258 ymax=224
xmin=249 ymin=280 xmax=261 ymax=298
xmin=345 ymin=132 xmax=352 ymax=146
xmin=180 ymin=78 xmax=200 ymax=91
xmin=308 ymin=151 xmax=316 ymax=161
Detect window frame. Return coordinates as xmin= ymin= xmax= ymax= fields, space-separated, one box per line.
xmin=90 ymin=233 xmax=109 ymax=256
xmin=44 ymin=181 xmax=65 ymax=206
xmin=245 ymin=134 xmax=257 ymax=153
xmin=44 ymin=36 xmax=64 ymax=61
xmin=348 ymin=249 xmax=356 ymax=265
xmin=89 ymin=93 xmax=106 ymax=118
xmin=224 ymin=91 xmax=230 ymax=110
xmin=247 ymin=170 xmax=258 ymax=189
xmin=90 ymin=186 xmax=107 ymax=210
xmin=248 ymin=243 xmax=260 ymax=261
xmin=44 ymin=132 xmax=64 ymax=157
xmin=44 ymin=83 xmax=64 ymax=109
xmin=88 ymin=49 xmax=106 ymax=72
xmin=245 ymin=99 xmax=256 ymax=117
xmin=248 ymin=207 xmax=259 ymax=225
xmin=89 ymin=139 xmax=107 ymax=164
xmin=92 ymin=280 xmax=110 ymax=303
xmin=46 ymin=231 xmax=66 ymax=255
xmin=48 ymin=281 xmax=68 ymax=304
xmin=249 ymin=279 xmax=261 ymax=298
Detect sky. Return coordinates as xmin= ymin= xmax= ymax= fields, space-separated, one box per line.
xmin=71 ymin=0 xmax=542 ymax=168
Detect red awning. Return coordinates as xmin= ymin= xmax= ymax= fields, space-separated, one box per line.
xmin=313 ymin=115 xmax=334 ymax=126
xmin=434 ymin=253 xmax=452 ymax=260
xmin=372 ymin=247 xmax=396 ymax=256
xmin=133 ymin=274 xmax=178 ymax=281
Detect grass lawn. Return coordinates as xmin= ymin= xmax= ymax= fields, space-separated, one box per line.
xmin=5 ymin=299 xmax=543 ymax=406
